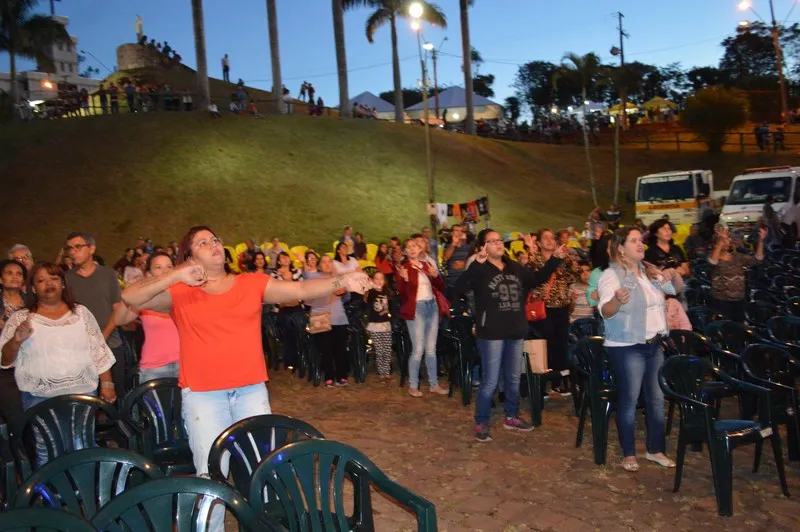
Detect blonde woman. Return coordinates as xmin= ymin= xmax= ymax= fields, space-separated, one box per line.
xmin=598 ymin=227 xmax=680 ymax=472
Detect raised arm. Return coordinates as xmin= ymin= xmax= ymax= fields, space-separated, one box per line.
xmin=121 ymin=262 xmax=204 ymax=313
xmin=263 ymin=271 xmax=370 ymax=305
xmin=521 ymin=256 xmax=562 ymax=292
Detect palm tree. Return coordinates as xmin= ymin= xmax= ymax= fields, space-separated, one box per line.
xmin=190 ymin=0 xmax=210 ymax=110
xmin=266 ymin=0 xmax=282 ymax=113
xmin=460 ymin=0 xmax=474 ymax=134
xmin=601 ymin=65 xmax=642 ymax=204
xmin=0 ymin=0 xmax=69 ymax=106
xmin=553 ymin=52 xmax=602 ymax=207
xmin=346 ymin=0 xmax=446 ymax=124
xmin=332 ymin=0 xmax=350 ymax=117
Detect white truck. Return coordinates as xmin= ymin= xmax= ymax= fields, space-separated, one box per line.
xmin=634 ymin=170 xmax=715 ymax=226
xmin=720 ymin=166 xmax=800 ymax=243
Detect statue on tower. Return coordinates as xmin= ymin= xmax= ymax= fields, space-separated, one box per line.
xmin=134 ymin=15 xmax=143 ymax=42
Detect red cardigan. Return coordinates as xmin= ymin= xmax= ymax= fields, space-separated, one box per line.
xmin=395 ymin=259 xmax=446 ymax=320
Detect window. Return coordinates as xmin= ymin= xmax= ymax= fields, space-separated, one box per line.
xmin=60 ymin=62 xmax=65 ymax=72
xmin=68 ymin=63 xmax=74 ymax=73
xmin=57 ymin=43 xmax=63 ymax=51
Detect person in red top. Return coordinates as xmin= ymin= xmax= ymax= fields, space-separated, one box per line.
xmin=374 ymin=242 xmax=395 ymax=286
xmin=121 ymin=226 xmax=370 ymax=489
xmin=396 ymin=238 xmax=448 ymax=397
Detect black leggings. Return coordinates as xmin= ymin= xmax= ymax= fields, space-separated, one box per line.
xmin=313 ymin=325 xmax=349 ymax=382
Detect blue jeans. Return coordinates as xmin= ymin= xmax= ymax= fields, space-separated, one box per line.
xmin=406 ymin=299 xmax=439 ymax=389
xmin=474 ymin=339 xmax=523 ymax=425
xmin=607 ymin=344 xmax=666 ymax=457
xmin=22 ymin=390 xmax=96 ymax=468
xmin=182 ymin=383 xmax=271 ymax=532
xmin=139 ymin=362 xmax=180 ymax=383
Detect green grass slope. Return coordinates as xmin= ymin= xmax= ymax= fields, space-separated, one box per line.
xmin=1 ymin=113 xmax=796 ymax=259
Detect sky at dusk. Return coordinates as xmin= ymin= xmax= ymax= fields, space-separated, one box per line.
xmin=2 ymin=0 xmax=794 ymax=105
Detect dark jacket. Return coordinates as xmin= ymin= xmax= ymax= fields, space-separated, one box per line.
xmin=395 ymin=260 xmax=446 ymax=320
xmin=454 ymin=256 xmax=562 ymax=340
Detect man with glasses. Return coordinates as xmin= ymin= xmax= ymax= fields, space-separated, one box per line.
xmin=7 ymin=244 xmax=34 ymax=273
xmin=64 ymin=232 xmax=126 ymax=398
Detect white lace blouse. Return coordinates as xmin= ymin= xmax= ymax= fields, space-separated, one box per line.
xmin=0 ymin=305 xmax=116 ymax=396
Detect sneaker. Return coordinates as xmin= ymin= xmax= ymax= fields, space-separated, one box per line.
xmin=503 ymin=417 xmax=534 ymax=432
xmin=335 ymin=379 xmax=349 ymax=387
xmin=475 ymin=424 xmax=493 ymax=442
xmin=552 ymin=386 xmax=572 ymax=397
xmin=429 ymin=385 xmax=448 ymax=395
xmin=325 ymin=380 xmax=334 ymax=388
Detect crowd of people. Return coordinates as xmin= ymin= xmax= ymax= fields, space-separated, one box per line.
xmin=0 ymin=208 xmax=777 ymax=477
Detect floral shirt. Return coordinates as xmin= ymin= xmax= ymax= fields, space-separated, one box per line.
xmin=527 ymin=252 xmax=581 ymax=309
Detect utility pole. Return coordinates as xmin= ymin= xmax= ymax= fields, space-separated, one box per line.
xmin=769 ymin=0 xmax=790 ymax=121
xmin=432 ymin=48 xmax=440 ymax=119
xmin=612 ymin=11 xmax=629 ymax=128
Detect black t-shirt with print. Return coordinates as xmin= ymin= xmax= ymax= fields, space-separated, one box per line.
xmin=645 ymin=243 xmax=687 ymax=270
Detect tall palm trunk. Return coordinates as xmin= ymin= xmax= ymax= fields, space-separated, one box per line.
xmin=332 ymin=0 xmax=349 ymax=117
xmin=9 ymin=45 xmax=18 ymax=107
xmin=389 ymin=15 xmax=403 ymax=123
xmin=191 ymin=0 xmax=210 ymax=111
xmin=581 ymin=88 xmax=598 ymax=207
xmin=459 ymin=0 xmax=474 ymax=134
xmin=266 ymin=0 xmax=282 ymax=114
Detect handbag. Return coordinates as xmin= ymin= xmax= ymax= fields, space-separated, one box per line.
xmin=524 ymin=339 xmax=549 ymax=374
xmin=308 ymin=294 xmax=335 ymax=334
xmin=526 ymin=274 xmax=555 ymax=322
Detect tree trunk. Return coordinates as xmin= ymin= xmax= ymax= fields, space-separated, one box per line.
xmin=191 ymin=0 xmax=211 ymax=111
xmin=332 ymin=0 xmax=349 ymax=117
xmin=613 ymin=113 xmax=620 ymax=205
xmin=390 ymin=15 xmax=404 ymax=123
xmin=9 ymin=46 xmax=18 ymax=109
xmin=460 ymin=0 xmax=474 ymax=134
xmin=582 ymin=89 xmax=598 ymax=207
xmin=266 ymin=0 xmax=283 ymax=114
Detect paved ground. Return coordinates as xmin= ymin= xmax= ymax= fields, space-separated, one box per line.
xmin=259 ymin=369 xmax=800 ymax=532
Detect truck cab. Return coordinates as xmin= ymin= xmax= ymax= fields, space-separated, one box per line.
xmin=721 ymin=166 xmax=800 ymax=242
xmin=635 ymin=170 xmax=714 ymax=226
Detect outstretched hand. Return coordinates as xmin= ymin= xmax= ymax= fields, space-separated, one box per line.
xmin=173 ymin=261 xmax=206 ymax=287
xmin=339 ymin=271 xmax=373 ymax=294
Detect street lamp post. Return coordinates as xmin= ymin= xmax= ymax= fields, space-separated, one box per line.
xmin=410 ymin=3 xmax=435 ymax=221
xmin=739 ymin=0 xmax=790 ymax=120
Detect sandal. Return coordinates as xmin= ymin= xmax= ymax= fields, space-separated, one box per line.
xmin=408 ymin=388 xmax=423 ymax=398
xmin=645 ymin=453 xmax=676 ymax=468
xmin=622 ymin=457 xmax=640 ymax=472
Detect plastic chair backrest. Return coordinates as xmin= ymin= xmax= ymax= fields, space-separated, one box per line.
xmin=741 ymin=343 xmax=796 ymax=387
xmin=121 ymin=378 xmax=187 ymax=450
xmin=207 ymin=414 xmax=324 ymax=495
xmin=745 ymin=301 xmax=778 ymax=327
xmin=661 ymin=330 xmax=714 ymax=359
xmin=0 ymin=508 xmax=96 ymax=532
xmin=234 ymin=243 xmax=248 ymax=257
xmin=91 ymin=477 xmax=275 ymax=532
xmin=13 ymin=395 xmax=124 ymax=466
xmin=14 ymin=448 xmax=162 ymax=519
xmin=572 ymin=337 xmax=612 ymax=385
xmin=366 ymin=243 xmax=378 ymax=262
xmin=249 ymin=439 xmax=431 ymax=532
xmin=290 ymin=245 xmax=309 ymax=261
xmin=767 ymin=315 xmax=800 ymax=345
xmin=786 ymin=296 xmax=800 ymax=318
xmin=686 ymin=307 xmax=724 ymax=332
xmin=568 ymin=318 xmax=602 ymax=344
xmin=704 ymin=320 xmax=756 ymax=354
xmin=658 ymin=355 xmax=711 ymax=423
xmin=751 ymin=289 xmax=782 ymax=306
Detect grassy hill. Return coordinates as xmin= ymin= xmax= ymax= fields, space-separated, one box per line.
xmin=1 ymin=112 xmax=797 ymax=260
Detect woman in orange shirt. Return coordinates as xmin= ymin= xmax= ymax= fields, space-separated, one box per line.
xmin=121 ymin=226 xmax=370 ymax=482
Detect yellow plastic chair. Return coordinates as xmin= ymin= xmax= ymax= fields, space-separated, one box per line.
xmin=437 ymin=246 xmax=444 ymax=266
xmin=366 ymin=243 xmax=378 ymax=262
xmin=290 ymin=245 xmax=309 ymax=261
xmin=332 ymin=241 xmax=340 ymax=253
xmin=224 ymin=246 xmax=241 ymax=273
xmin=234 ymin=243 xmax=248 ymax=257
xmin=510 ymin=240 xmax=525 ymax=256
xmin=358 ymin=259 xmax=376 ymax=270
xmin=325 ymin=252 xmax=335 ymax=259
xmin=508 ymin=231 xmax=522 ymax=241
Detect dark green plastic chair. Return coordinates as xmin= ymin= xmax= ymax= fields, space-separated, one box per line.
xmin=120 ymin=378 xmax=195 ymax=476
xmin=572 ymin=337 xmax=617 ymax=465
xmin=741 ymin=344 xmax=800 ymax=461
xmin=444 ymin=316 xmax=477 ymax=407
xmin=249 ymin=439 xmax=437 ymax=532
xmin=11 ymin=394 xmax=132 ymax=474
xmin=0 ymin=416 xmax=16 ymax=510
xmin=13 ymin=448 xmax=162 ymax=520
xmin=207 ymin=415 xmax=324 ymax=495
xmin=658 ymin=355 xmax=790 ymax=516
xmin=91 ymin=476 xmax=284 ymax=531
xmin=705 ymin=320 xmax=761 ymax=355
xmin=767 ymin=315 xmax=800 ymax=347
xmin=0 ymin=507 xmax=96 ymax=532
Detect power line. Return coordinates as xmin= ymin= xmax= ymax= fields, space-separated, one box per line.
xmin=243 ymin=55 xmax=416 ymax=85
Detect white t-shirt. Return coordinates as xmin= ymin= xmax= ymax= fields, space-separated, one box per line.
xmin=333 ymin=257 xmax=359 ymax=274
xmin=415 ymin=267 xmax=434 ymax=301
xmin=598 ymin=269 xmax=666 ymax=347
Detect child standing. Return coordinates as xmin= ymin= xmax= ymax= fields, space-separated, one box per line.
xmin=570 ymin=262 xmax=594 ymax=322
xmin=365 ymin=272 xmax=393 ymax=382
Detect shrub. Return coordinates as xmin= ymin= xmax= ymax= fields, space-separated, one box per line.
xmin=682 ymin=86 xmax=749 ymax=152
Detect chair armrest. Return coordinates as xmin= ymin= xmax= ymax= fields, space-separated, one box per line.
xmin=371 ymin=473 xmax=437 ymax=530
xmin=10 ymin=439 xmax=32 ymax=483
xmin=662 ymin=389 xmax=710 ymax=410
xmin=0 ymin=434 xmax=17 ymax=508
xmin=716 ymin=371 xmax=771 ymax=397
xmin=712 ymin=348 xmax=742 ymax=374
xmin=121 ymin=417 xmax=151 ymax=458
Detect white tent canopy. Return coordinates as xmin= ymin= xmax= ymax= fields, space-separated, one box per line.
xmin=405 ymin=86 xmax=504 ymax=122
xmin=348 ymin=91 xmax=400 ymax=120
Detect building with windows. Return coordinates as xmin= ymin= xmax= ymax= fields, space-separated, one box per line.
xmin=0 ymin=15 xmax=101 ymax=103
